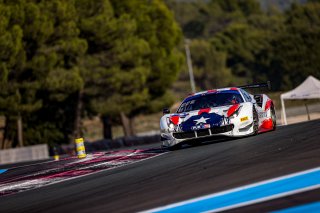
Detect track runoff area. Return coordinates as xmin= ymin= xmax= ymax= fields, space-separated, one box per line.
xmin=0 ymin=119 xmax=319 ymax=213
xmin=0 ymin=149 xmax=166 ymax=196
xmin=145 ymin=167 xmax=320 ymax=213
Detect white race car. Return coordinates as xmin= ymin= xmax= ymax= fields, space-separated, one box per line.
xmin=160 ymin=82 xmax=276 ymax=149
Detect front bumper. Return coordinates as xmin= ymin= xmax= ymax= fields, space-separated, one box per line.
xmin=173 ymin=124 xmax=234 ymax=139
xmin=161 ymin=124 xmax=235 ymax=147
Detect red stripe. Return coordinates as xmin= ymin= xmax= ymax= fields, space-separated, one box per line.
xmin=198 ymin=108 xmax=211 ymax=115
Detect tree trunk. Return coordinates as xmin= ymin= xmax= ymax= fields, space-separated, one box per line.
xmin=1 ymin=116 xmax=7 ymax=149
xmin=129 ymin=116 xmax=135 ymax=136
xmin=120 ymin=112 xmax=134 ymax=137
xmin=17 ymin=113 xmax=23 ymax=147
xmin=71 ymin=90 xmax=84 ymax=143
xmin=0 ymin=126 xmax=3 ymax=149
xmin=101 ymin=115 xmax=112 ymax=139
xmin=2 ymin=116 xmax=15 ymax=149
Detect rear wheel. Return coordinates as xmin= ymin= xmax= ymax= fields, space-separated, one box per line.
xmin=271 ymin=105 xmax=277 ymax=130
xmin=253 ymin=107 xmax=259 ymax=135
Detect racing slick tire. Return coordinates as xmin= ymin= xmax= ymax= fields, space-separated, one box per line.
xmin=161 ymin=136 xmax=182 ymax=151
xmin=168 ymin=143 xmax=182 ymax=151
xmin=271 ymin=105 xmax=277 ymax=131
xmin=253 ymin=108 xmax=259 ymax=135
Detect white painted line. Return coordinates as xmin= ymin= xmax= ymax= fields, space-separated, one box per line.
xmin=144 ymin=167 xmax=320 ymax=213
xmin=205 ymin=185 xmax=320 ymax=213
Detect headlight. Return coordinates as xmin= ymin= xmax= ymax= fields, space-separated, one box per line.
xmin=166 ymin=116 xmax=180 ymax=131
xmin=169 ymin=123 xmax=175 ymax=129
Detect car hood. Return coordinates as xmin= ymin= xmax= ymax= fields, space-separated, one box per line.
xmin=176 ymin=107 xmax=230 ymax=132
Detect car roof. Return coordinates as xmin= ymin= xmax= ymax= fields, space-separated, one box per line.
xmin=184 ymin=87 xmax=243 ymax=102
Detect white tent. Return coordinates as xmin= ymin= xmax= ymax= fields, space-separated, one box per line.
xmin=281 ymin=75 xmax=320 ymax=125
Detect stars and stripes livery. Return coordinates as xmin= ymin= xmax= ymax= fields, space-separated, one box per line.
xmin=160 ymin=82 xmax=276 ymax=149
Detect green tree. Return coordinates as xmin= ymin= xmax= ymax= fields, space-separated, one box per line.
xmin=25 ymin=0 xmax=87 ymax=145
xmin=1 ymin=0 xmax=183 ymax=146
xmin=190 ymin=39 xmax=232 ymax=90
xmin=75 ymin=0 xmax=151 ymax=137
xmin=271 ymin=2 xmax=320 ymax=89
xmin=211 ymin=9 xmax=284 ymax=86
xmin=1 ymin=0 xmax=87 ymax=147
xmin=0 ymin=1 xmax=37 ymax=148
xmin=76 ymin=0 xmax=183 ymax=137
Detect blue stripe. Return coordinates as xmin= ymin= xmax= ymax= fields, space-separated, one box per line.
xmin=272 ymin=202 xmax=320 ymax=213
xmin=0 ymin=169 xmax=8 ymax=174
xmin=153 ymin=169 xmax=320 ymax=213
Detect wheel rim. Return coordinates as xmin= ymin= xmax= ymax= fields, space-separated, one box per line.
xmin=253 ymin=109 xmax=258 ymax=133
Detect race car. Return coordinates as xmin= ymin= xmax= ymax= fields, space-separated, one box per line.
xmin=160 ymin=82 xmax=276 ymax=149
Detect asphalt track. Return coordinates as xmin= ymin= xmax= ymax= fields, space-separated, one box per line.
xmin=0 ymin=119 xmax=319 ymax=212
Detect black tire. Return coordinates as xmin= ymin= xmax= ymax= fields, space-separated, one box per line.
xmin=168 ymin=143 xmax=182 ymax=151
xmin=188 ymin=140 xmax=202 ymax=147
xmin=253 ymin=107 xmax=259 ymax=135
xmin=160 ymin=136 xmax=167 ymax=141
xmin=271 ymin=105 xmax=277 ymax=130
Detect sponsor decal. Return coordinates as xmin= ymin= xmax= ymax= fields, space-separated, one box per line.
xmin=203 ymin=124 xmax=210 ymax=128
xmin=181 ymin=113 xmax=224 ymax=132
xmin=240 ymin=116 xmax=248 ymax=122
xmin=258 ymin=112 xmax=267 ymax=118
xmin=191 ymin=124 xmax=211 ymax=130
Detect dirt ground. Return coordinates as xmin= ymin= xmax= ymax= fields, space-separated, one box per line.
xmin=276 ymin=103 xmax=320 ymax=125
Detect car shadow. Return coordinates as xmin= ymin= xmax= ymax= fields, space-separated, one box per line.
xmin=163 ymin=136 xmax=244 ymax=151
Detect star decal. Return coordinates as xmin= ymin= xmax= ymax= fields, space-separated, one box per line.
xmin=194 ymin=116 xmax=210 ymax=125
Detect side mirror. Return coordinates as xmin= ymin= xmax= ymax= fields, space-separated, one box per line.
xmin=252 ymin=98 xmax=256 ymax=104
xmin=163 ymin=108 xmax=170 ymax=115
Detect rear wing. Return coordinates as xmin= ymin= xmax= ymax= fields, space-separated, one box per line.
xmin=238 ymin=81 xmax=271 ymax=90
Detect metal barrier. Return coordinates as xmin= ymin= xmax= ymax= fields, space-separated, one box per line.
xmin=0 ymin=144 xmax=49 ymax=165
xmin=75 ymin=138 xmax=86 ymax=158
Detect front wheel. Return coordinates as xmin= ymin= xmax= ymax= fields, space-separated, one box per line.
xmin=253 ymin=107 xmax=259 ymax=135
xmin=168 ymin=143 xmax=182 ymax=151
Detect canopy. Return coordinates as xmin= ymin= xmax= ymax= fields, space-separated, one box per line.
xmin=281 ymin=76 xmax=320 ymax=125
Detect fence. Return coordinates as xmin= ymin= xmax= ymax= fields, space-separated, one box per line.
xmin=0 ymin=144 xmax=49 ymax=165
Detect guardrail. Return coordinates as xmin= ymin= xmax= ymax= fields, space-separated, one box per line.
xmin=0 ymin=144 xmax=49 ymax=165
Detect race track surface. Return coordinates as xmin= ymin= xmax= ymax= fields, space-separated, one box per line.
xmin=0 ymin=120 xmax=319 ymax=213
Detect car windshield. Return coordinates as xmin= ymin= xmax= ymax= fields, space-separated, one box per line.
xmin=177 ymin=92 xmax=244 ymax=113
